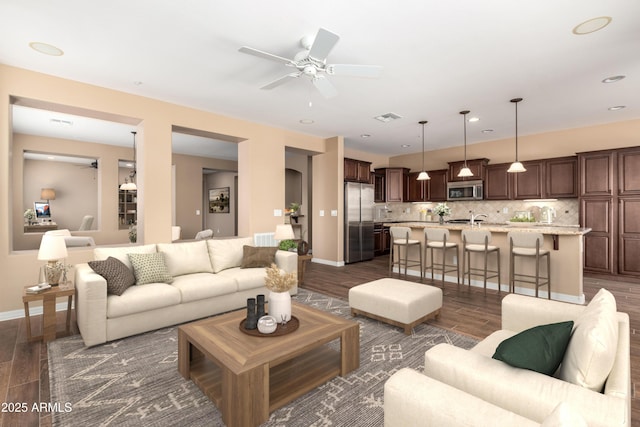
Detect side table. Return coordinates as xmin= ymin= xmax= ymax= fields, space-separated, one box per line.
xmin=22 ymin=282 xmax=74 ymax=342
xmin=297 ymin=254 xmax=312 ymax=285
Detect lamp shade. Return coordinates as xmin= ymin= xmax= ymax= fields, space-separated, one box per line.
xmin=457 ymin=166 xmax=474 ymax=177
xmin=37 ymin=234 xmax=68 ymax=261
xmin=120 ymin=181 xmax=137 ymax=191
xmin=274 ymin=224 xmax=295 ymax=240
xmin=507 ymin=161 xmax=527 ymax=173
xmin=417 ymin=171 xmax=430 ymax=180
xmin=41 ymin=188 xmax=56 ymax=200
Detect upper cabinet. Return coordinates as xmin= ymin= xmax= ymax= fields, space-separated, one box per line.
xmin=513 ymin=160 xmax=544 ymax=199
xmin=617 ymin=147 xmax=640 ymax=196
xmin=485 ymin=163 xmax=512 ymax=200
xmin=545 ymin=156 xmax=578 ymax=198
xmin=374 ymin=168 xmax=409 ymax=202
xmin=427 ymin=169 xmax=448 ymax=202
xmin=580 ymin=151 xmax=614 ymax=197
xmin=344 ymin=158 xmax=372 ymax=183
xmin=448 ymin=158 xmax=489 ymax=182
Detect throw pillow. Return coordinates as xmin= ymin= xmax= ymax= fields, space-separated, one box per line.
xmin=128 ymin=252 xmax=173 ymax=285
xmin=558 ymin=288 xmax=618 ymax=391
xmin=492 ymin=321 xmax=574 ymax=375
xmin=88 ymin=256 xmax=136 ymax=296
xmin=207 ymin=237 xmax=254 ymax=273
xmin=241 ymin=245 xmax=278 ymax=268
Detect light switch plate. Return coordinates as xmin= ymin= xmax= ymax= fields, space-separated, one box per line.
xmin=319 ymin=210 xmax=325 ymax=217
xmin=274 ymin=209 xmax=282 ymax=217
xmin=331 ymin=210 xmax=338 ymax=216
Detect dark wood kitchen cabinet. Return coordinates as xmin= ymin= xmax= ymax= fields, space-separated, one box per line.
xmin=344 ymin=158 xmax=372 ymax=183
xmin=546 ymin=156 xmax=578 ymax=198
xmin=374 ymin=224 xmax=390 ymax=255
xmin=373 ymin=172 xmax=385 ymax=202
xmin=427 ymin=169 xmax=448 ymax=201
xmin=406 ymin=172 xmax=426 ymax=202
xmin=448 ymin=158 xmax=489 ymax=182
xmin=485 ymin=163 xmax=512 ymax=200
xmin=375 ymin=168 xmax=409 ymax=203
xmin=579 ymin=147 xmax=640 ymax=278
xmin=513 ymin=160 xmax=544 ymax=199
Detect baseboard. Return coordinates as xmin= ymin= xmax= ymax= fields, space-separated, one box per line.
xmin=0 ymin=301 xmax=75 ymax=322
xmin=311 ymin=258 xmax=344 ymax=267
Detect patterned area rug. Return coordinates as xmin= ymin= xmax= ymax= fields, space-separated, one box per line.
xmin=49 ymin=289 xmax=478 ymax=426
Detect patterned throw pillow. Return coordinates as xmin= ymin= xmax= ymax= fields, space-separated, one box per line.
xmin=241 ymin=245 xmax=278 ymax=268
xmin=128 ymin=252 xmax=173 ymax=285
xmin=88 ymin=256 xmax=136 ymax=296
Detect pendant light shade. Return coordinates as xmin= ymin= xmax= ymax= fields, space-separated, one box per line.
xmin=507 ymin=98 xmax=527 ymax=173
xmin=457 ymin=110 xmax=474 ymax=178
xmin=120 ymin=131 xmax=138 ymax=190
xmin=417 ymin=120 xmax=430 ymax=181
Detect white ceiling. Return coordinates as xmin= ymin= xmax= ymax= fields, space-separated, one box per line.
xmin=2 ymin=1 xmax=639 ymax=159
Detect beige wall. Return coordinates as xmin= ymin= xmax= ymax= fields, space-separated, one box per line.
xmin=1 ymin=64 xmax=331 ymax=314
xmin=391 ymin=119 xmax=640 ymax=172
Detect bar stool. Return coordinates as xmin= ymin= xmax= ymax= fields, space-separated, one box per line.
xmin=461 ymin=229 xmax=501 ymax=295
xmin=389 ymin=226 xmax=423 ymax=280
xmin=508 ymin=231 xmax=551 ymax=299
xmin=423 ymin=228 xmax=459 ymax=288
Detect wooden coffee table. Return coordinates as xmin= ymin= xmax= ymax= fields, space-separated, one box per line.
xmin=178 ymin=301 xmax=359 ymax=427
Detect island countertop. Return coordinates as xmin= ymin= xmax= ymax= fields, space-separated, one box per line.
xmin=382 ymin=221 xmax=591 ymax=236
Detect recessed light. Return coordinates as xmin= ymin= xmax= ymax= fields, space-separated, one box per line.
xmin=374 ymin=112 xmax=402 ymax=123
xmin=299 ymin=119 xmax=314 ymax=124
xmin=360 ymin=134 xmax=371 ymax=138
xmin=602 ymin=75 xmax=625 ymax=83
xmin=572 ymin=16 xmax=612 ymax=35
xmin=608 ymin=106 xmax=626 ymax=111
xmin=481 ymin=129 xmax=494 ymax=133
xmin=29 ymin=42 xmax=64 ymax=56
xmin=401 ymin=144 xmax=411 ymax=148
xmin=468 ymin=117 xmax=480 ymax=123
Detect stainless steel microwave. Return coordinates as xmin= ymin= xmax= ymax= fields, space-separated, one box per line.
xmin=447 ymin=180 xmax=483 ymax=201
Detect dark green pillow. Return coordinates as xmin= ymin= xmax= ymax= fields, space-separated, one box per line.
xmin=492 ymin=321 xmax=574 ymax=375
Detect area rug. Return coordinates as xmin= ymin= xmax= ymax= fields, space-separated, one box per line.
xmin=49 ymin=289 xmax=478 ymax=426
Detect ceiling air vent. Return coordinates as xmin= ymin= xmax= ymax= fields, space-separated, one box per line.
xmin=373 ymin=112 xmax=402 ymax=123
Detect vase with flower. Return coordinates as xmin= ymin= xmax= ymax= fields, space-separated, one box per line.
xmin=24 ymin=208 xmax=36 ymax=225
xmin=433 ymin=202 xmax=452 ymax=224
xmin=264 ymin=263 xmax=297 ymax=322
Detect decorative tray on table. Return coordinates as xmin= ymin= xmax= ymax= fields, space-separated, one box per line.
xmin=239 ymin=316 xmax=299 ymax=337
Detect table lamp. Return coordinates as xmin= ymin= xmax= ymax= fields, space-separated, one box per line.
xmin=274 ymin=224 xmax=295 ymax=241
xmin=37 ymin=234 xmax=68 ymax=285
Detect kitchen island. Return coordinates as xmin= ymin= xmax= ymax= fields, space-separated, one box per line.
xmin=384 ymin=221 xmax=591 ymax=304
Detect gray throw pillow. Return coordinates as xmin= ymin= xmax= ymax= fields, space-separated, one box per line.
xmin=128 ymin=252 xmax=173 ymax=285
xmin=88 ymin=256 xmax=136 ymax=296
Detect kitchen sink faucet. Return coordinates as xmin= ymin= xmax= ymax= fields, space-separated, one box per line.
xmin=470 ymin=212 xmax=487 ymax=227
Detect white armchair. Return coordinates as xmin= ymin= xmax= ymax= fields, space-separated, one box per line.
xmin=45 ymin=229 xmax=95 ymax=247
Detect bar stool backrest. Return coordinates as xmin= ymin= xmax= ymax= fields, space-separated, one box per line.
xmin=508 ymin=231 xmax=543 ymax=249
xmin=462 ymin=229 xmax=491 ymax=246
xmin=390 ymin=226 xmax=412 ymax=243
xmin=425 ymin=228 xmax=450 ymax=242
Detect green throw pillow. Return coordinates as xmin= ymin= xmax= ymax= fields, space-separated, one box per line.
xmin=492 ymin=321 xmax=574 ymax=375
xmin=128 ymin=252 xmax=173 ymax=285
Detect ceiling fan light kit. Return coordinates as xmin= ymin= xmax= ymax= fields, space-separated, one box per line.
xmin=457 ymin=110 xmax=474 ymax=178
xmin=239 ymin=28 xmax=382 ymax=99
xmin=507 ymin=98 xmax=527 ymax=173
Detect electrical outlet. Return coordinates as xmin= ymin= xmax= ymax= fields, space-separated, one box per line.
xmin=502 ymin=207 xmax=509 ymax=214
xmin=195 ymin=209 xmax=200 ymax=215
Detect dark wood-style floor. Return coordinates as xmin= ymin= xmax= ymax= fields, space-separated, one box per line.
xmin=1 ymin=256 xmax=638 ymax=426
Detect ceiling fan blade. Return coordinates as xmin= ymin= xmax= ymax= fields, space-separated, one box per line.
xmin=326 ymin=64 xmax=383 ymax=78
xmin=312 ymin=76 xmax=338 ymax=99
xmin=260 ymin=72 xmax=301 ymax=90
xmin=308 ymin=28 xmax=340 ymax=62
xmin=238 ymin=46 xmax=293 ymax=65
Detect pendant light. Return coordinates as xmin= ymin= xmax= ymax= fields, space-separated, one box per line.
xmin=507 ymin=98 xmax=526 ymax=173
xmin=416 ymin=120 xmax=430 ymax=180
xmin=457 ymin=110 xmax=474 ymax=177
xmin=120 ymin=131 xmax=138 ymax=190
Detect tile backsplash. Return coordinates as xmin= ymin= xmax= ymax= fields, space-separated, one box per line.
xmin=376 ymin=199 xmax=580 ymax=226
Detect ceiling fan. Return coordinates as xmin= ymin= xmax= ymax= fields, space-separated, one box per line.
xmin=239 ymin=28 xmax=382 ymax=98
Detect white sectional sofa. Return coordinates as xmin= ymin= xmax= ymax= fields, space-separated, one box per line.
xmin=384 ymin=291 xmax=630 ymax=427
xmin=74 ymin=237 xmax=297 ymax=347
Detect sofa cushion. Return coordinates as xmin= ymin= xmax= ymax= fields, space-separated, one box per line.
xmin=128 ymin=252 xmax=173 ymax=285
xmin=107 ymin=283 xmax=181 ymax=318
xmin=157 ymin=240 xmax=213 ymax=276
xmin=171 ymin=273 xmax=237 ymax=303
xmin=558 ymin=288 xmax=618 ymax=392
xmin=541 ymin=402 xmax=588 ymax=427
xmin=492 ymin=321 xmax=574 ymax=375
xmin=88 ymin=256 xmax=136 ymax=296
xmin=241 ymin=245 xmax=277 ymax=268
xmin=217 ymin=267 xmax=267 ymax=292
xmin=94 ymin=244 xmax=157 ymax=270
xmin=207 ymin=237 xmax=253 ymax=273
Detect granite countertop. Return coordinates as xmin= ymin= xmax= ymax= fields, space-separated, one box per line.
xmin=382 ymin=221 xmax=591 ymax=236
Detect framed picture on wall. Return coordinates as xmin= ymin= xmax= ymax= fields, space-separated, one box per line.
xmin=209 ymin=187 xmax=230 ymax=213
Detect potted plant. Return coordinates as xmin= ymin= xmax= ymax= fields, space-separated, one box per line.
xmin=289 ymin=202 xmax=301 ymax=223
xmin=24 ymin=208 xmax=36 ymax=225
xmin=433 ymin=203 xmax=452 ymax=224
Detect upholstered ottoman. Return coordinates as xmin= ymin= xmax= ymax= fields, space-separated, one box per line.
xmin=349 ymin=278 xmax=443 ymax=334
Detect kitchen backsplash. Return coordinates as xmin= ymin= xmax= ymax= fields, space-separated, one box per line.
xmin=376 ymin=199 xmax=580 ymax=226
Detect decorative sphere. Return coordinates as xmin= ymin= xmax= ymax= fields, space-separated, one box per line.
xmin=257 ymin=316 xmax=278 ymax=334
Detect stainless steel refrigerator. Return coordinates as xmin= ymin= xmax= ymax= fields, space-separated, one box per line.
xmin=344 ymin=182 xmax=375 ymax=263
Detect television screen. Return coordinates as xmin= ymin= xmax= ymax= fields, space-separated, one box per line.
xmin=34 ymin=201 xmax=51 ymax=218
